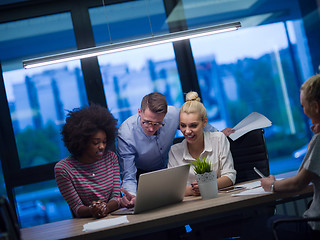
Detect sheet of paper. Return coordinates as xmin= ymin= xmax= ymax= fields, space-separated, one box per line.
xmin=83 ymin=216 xmax=129 ymax=232
xmin=229 ymin=112 xmax=272 ymax=141
xmin=231 ymin=187 xmax=269 ymax=196
xmin=237 ymin=180 xmax=261 ymax=189
xmin=233 ymin=178 xmax=283 ymax=196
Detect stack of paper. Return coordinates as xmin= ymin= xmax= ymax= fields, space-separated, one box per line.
xmin=229 ymin=112 xmax=272 ymax=141
xmin=231 ymin=187 xmax=268 ymax=196
xmin=83 ymin=216 xmax=129 ymax=232
xmin=232 ymin=178 xmax=283 ymax=196
xmin=237 ymin=181 xmax=261 ymax=189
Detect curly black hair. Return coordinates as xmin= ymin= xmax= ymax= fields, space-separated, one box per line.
xmin=61 ymin=103 xmax=118 ymax=158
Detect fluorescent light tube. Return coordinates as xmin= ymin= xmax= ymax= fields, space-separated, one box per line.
xmin=23 ymin=21 xmax=241 ymax=69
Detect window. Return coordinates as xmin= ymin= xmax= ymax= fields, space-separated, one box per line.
xmin=89 ymin=0 xmax=184 ymax=126
xmin=97 ymin=44 xmax=184 ymax=125
xmin=89 ymin=0 xmax=169 ymax=46
xmin=14 ymin=180 xmax=72 ymax=228
xmin=1 ymin=13 xmax=88 ymax=168
xmin=190 ymin=21 xmax=313 ymax=174
xmin=0 ymin=12 xmax=88 ymax=227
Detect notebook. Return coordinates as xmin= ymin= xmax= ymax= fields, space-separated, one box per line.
xmin=112 ymin=164 xmax=190 ymax=215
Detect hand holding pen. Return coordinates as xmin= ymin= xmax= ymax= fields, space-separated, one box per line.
xmin=254 ymin=167 xmax=276 ymax=192
xmin=253 ymin=167 xmax=266 ymax=178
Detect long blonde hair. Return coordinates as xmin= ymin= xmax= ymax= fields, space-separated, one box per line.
xmin=180 ymin=91 xmax=207 ymax=121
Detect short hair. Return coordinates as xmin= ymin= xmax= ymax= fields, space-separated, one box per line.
xmin=301 ymin=74 xmax=320 ymax=105
xmin=61 ymin=103 xmax=117 ymax=158
xmin=180 ymin=91 xmax=207 ymax=121
xmin=140 ymin=92 xmax=167 ymax=114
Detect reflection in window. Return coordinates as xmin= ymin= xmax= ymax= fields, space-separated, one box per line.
xmin=0 ymin=13 xmax=89 ymax=228
xmin=89 ymin=0 xmax=169 ymax=45
xmin=0 ymin=12 xmax=87 ymax=169
xmin=0 ymin=13 xmax=77 ymax=72
xmin=190 ymin=22 xmax=313 ymax=174
xmin=14 ymin=180 xmax=72 ymax=228
xmin=3 ymin=63 xmax=88 ymax=168
xmin=90 ymin=0 xmax=182 ymax=129
xmin=97 ymin=44 xmax=184 ymax=126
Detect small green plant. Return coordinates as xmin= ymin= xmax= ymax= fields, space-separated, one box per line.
xmin=192 ymin=157 xmax=211 ymax=174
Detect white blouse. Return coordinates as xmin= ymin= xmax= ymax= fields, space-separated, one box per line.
xmin=168 ymin=131 xmax=236 ymax=185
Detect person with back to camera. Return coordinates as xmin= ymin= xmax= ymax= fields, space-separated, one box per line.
xmin=168 ymin=91 xmax=236 ymax=196
xmin=117 ymin=92 xmax=235 ymax=207
xmin=259 ymin=74 xmax=320 ymax=239
xmin=55 ymin=104 xmax=122 ymax=218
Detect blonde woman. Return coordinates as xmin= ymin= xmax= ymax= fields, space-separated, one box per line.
xmin=260 ymin=75 xmax=320 ymax=239
xmin=168 ymin=91 xmax=236 ymax=196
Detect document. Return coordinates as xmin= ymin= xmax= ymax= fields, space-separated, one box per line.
xmin=228 ymin=112 xmax=272 ymax=141
xmin=232 ymin=178 xmax=283 ymax=196
xmin=82 ymin=216 xmax=129 ymax=232
xmin=231 ymin=187 xmax=269 ymax=196
xmin=237 ymin=180 xmax=261 ymax=189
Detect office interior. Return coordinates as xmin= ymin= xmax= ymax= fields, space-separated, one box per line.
xmin=0 ymin=0 xmax=319 ymax=230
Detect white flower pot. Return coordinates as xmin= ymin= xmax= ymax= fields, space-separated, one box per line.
xmin=195 ymin=171 xmax=218 ymax=200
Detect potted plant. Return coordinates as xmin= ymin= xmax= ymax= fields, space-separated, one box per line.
xmin=192 ymin=157 xmax=218 ymax=199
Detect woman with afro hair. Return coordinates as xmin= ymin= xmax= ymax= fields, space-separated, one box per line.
xmin=55 ymin=104 xmax=121 ymax=218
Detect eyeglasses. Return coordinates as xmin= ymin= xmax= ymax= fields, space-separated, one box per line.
xmin=142 ymin=120 xmax=165 ymax=128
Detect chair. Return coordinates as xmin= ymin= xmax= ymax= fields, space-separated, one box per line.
xmin=272 ymin=217 xmax=320 ymax=240
xmin=227 ymin=128 xmax=269 ymax=184
xmin=173 ymin=136 xmax=184 ymax=145
xmin=0 ymin=196 xmax=21 ymax=240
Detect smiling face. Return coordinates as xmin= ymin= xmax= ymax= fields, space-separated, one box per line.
xmin=139 ymin=107 xmax=166 ymax=136
xmin=179 ymin=112 xmax=207 ymax=144
xmin=80 ymin=130 xmax=107 ymax=164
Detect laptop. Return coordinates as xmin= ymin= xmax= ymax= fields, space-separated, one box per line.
xmin=112 ymin=164 xmax=190 ymax=215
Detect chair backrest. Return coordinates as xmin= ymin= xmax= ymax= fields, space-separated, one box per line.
xmin=173 ymin=136 xmax=184 ymax=145
xmin=0 ymin=196 xmax=21 ymax=240
xmin=228 ymin=128 xmax=269 ymax=184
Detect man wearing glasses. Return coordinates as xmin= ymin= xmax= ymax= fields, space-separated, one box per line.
xmin=117 ymin=92 xmax=228 ymax=207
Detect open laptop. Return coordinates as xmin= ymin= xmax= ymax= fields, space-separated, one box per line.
xmin=112 ymin=164 xmax=190 ymax=215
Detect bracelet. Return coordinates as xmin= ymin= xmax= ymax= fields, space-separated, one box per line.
xmin=270 ymin=180 xmax=276 ymax=192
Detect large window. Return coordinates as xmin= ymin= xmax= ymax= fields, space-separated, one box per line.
xmin=0 ymin=13 xmax=87 ymax=227
xmin=14 ymin=180 xmax=72 ymax=228
xmin=1 ymin=13 xmax=86 ymax=168
xmin=4 ymin=62 xmax=87 ymax=168
xmin=190 ymin=21 xmax=314 ymax=174
xmin=89 ymin=0 xmax=184 ymax=126
xmin=89 ymin=0 xmax=169 ymax=46
xmin=97 ymin=44 xmax=184 ymax=125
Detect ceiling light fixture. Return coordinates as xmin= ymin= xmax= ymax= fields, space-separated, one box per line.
xmin=23 ymin=21 xmax=241 ymax=69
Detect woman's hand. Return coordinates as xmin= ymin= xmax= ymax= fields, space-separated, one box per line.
xmin=260 ymin=175 xmax=276 ymax=192
xmin=221 ymin=128 xmax=235 ymax=136
xmin=190 ymin=181 xmax=200 ymax=196
xmin=89 ymin=200 xmax=109 ymax=218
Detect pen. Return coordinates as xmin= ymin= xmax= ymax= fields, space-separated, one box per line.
xmin=254 ymin=167 xmax=266 ymax=178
